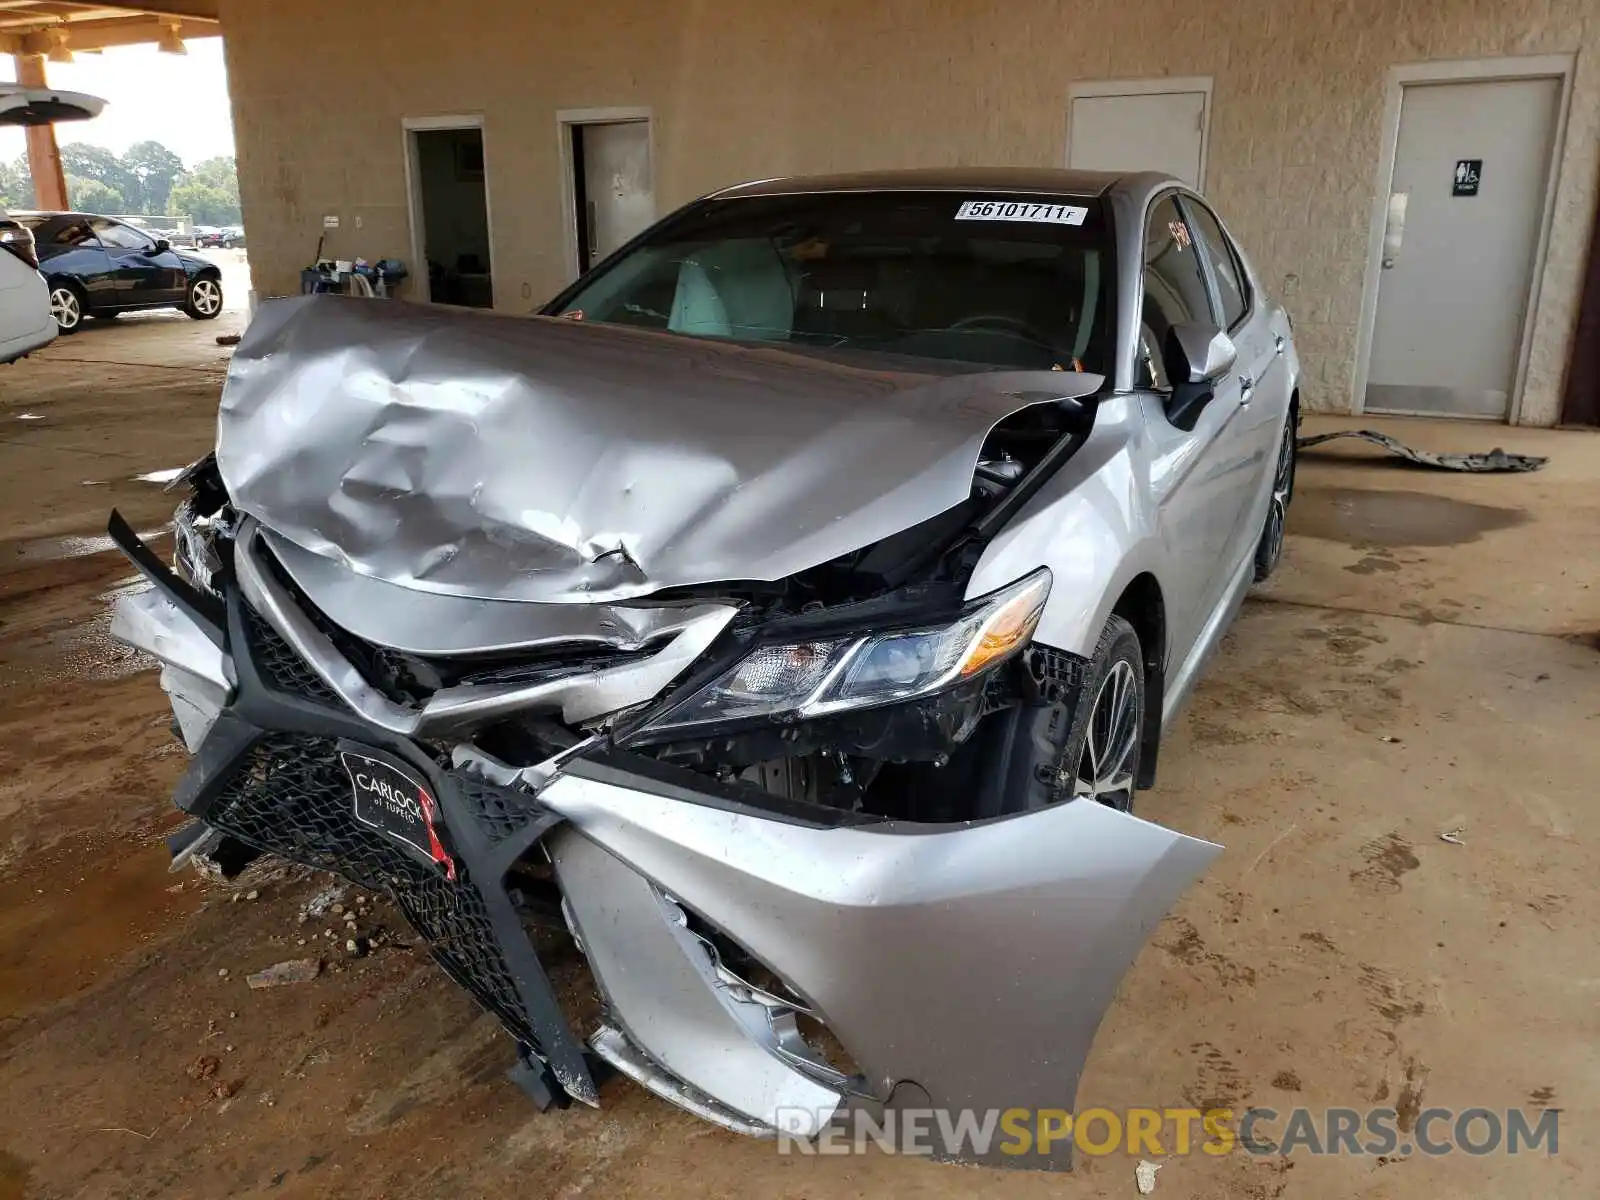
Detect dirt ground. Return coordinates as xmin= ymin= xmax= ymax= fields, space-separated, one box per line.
xmin=0 ymin=305 xmax=1595 ymax=1199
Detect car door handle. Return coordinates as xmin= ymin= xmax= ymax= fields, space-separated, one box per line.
xmin=1238 ymin=375 xmax=1255 ymax=403
xmin=1274 ymin=335 xmax=1285 ymax=356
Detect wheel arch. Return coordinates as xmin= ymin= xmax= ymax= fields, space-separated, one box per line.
xmin=1110 ymin=571 xmax=1166 ymax=789
xmin=45 ymin=273 xmax=87 ymax=298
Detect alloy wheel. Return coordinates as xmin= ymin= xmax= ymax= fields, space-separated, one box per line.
xmin=1264 ymin=423 xmax=1294 ymax=564
xmin=1074 ymin=659 xmax=1140 ymax=808
xmin=191 ymin=278 xmax=222 ymax=315
xmin=49 ymin=286 xmax=80 ymax=330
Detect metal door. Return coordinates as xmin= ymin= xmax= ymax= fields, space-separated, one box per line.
xmin=1366 ymin=76 xmax=1561 ymax=418
xmin=32 ymin=217 xmax=117 ymax=309
xmin=1069 ymin=89 xmax=1206 ymax=189
xmin=1183 ymin=196 xmax=1291 ymax=566
xmin=580 ymin=121 xmax=654 ymax=267
xmin=92 ymin=219 xmax=180 ymax=305
xmin=1137 ymin=195 xmax=1253 ymax=665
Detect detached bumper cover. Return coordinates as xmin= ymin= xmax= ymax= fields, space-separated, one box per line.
xmin=111 ymin=530 xmax=1219 ymax=1168
xmin=542 ymin=761 xmax=1219 ymax=1163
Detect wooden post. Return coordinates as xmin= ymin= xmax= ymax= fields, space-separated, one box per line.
xmin=11 ymin=53 xmax=69 ymax=212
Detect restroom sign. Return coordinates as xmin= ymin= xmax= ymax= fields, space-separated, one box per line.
xmin=1453 ymin=159 xmax=1482 ymax=197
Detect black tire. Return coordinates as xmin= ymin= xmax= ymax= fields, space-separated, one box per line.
xmin=183 ymin=274 xmax=224 ymax=320
xmin=47 ymin=281 xmax=85 ymax=333
xmin=911 ymin=614 xmax=1147 ymax=819
xmin=1058 ymin=614 xmax=1145 ymax=811
xmin=1253 ymin=414 xmax=1297 ymax=581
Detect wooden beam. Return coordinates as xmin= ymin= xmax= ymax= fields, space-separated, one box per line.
xmin=71 ymin=0 xmax=217 ymax=17
xmin=0 ymin=2 xmax=127 ymax=15
xmin=11 ymin=53 xmax=69 ymax=212
xmin=14 ymin=13 xmax=217 ymax=53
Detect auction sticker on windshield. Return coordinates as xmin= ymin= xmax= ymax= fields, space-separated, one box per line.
xmin=954 ymin=200 xmax=1088 ymax=225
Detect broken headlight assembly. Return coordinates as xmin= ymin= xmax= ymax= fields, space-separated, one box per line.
xmin=169 ymin=455 xmax=231 ymax=598
xmin=644 ymin=568 xmax=1051 ymax=734
xmin=172 ymin=497 xmax=225 ymax=596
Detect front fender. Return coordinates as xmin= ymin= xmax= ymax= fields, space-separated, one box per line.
xmin=965 ymin=394 xmax=1167 ymax=659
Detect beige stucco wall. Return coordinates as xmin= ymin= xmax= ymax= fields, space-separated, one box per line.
xmin=218 ymin=0 xmax=1598 ymax=424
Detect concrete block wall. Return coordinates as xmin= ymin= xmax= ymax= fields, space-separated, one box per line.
xmin=218 ymin=0 xmax=1599 ymax=424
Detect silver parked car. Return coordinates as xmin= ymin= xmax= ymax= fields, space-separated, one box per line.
xmin=110 ymin=169 xmax=1298 ymax=1167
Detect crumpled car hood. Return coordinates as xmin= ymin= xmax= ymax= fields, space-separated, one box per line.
xmin=218 ymin=295 xmax=1100 ymax=604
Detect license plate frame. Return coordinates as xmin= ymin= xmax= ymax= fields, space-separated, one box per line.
xmin=338 ymin=744 xmax=455 ymax=878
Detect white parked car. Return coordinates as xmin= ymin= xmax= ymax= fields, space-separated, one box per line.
xmin=0 ymin=207 xmax=55 ymax=364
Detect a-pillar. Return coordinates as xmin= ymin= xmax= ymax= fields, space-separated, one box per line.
xmin=11 ymin=53 xmax=69 ymax=211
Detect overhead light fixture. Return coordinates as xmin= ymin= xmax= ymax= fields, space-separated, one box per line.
xmin=157 ymin=20 xmax=187 ymax=55
xmin=46 ymin=28 xmax=73 ymax=64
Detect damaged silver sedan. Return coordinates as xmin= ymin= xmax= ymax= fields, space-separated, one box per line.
xmin=110 ymin=168 xmax=1299 ymax=1167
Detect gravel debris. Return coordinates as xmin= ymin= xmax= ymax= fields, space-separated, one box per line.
xmin=245 ymin=959 xmax=322 ymax=989
xmin=186 ymin=1054 xmax=221 ymax=1081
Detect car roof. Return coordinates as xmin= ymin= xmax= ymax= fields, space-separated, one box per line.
xmin=708 ymin=167 xmax=1182 ymax=205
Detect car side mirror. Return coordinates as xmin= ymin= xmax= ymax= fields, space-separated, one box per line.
xmin=153 ymin=238 xmax=171 ymax=254
xmin=1162 ymin=322 xmax=1237 ymax=431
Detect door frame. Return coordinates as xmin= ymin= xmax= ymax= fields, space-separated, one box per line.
xmin=401 ymin=112 xmax=495 ymax=305
xmin=555 ymin=106 xmax=655 ymax=281
xmin=1351 ymin=55 xmax=1575 ymax=423
xmin=1065 ymin=77 xmax=1214 ymax=192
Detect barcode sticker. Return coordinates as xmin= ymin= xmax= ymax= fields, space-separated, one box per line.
xmin=954 ymin=200 xmax=1088 ymax=225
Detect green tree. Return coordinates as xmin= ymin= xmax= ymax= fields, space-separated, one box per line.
xmin=59 ymin=143 xmax=135 ymax=206
xmin=121 ymin=140 xmax=185 ymax=214
xmin=67 ymin=175 xmax=125 ymax=214
xmin=0 ymin=156 xmax=34 ymax=210
xmin=167 ymin=156 xmax=241 ymax=225
xmin=188 ymin=156 xmax=238 ymax=191
xmin=168 ymin=181 xmax=238 ymax=226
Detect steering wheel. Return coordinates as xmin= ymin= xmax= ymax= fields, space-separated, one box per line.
xmin=945 ymin=312 xmax=1057 ymax=347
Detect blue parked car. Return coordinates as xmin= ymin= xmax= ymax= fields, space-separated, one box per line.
xmin=14 ymin=211 xmax=224 ymax=332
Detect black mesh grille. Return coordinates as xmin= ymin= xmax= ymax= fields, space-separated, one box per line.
xmin=241 ymin=604 xmax=341 ymax=705
xmin=456 ymin=775 xmax=546 ymax=844
xmin=205 ymin=734 xmax=541 ymax=1051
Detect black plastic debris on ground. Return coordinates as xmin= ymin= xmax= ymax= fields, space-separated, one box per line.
xmin=1296 ymin=429 xmax=1547 ymax=473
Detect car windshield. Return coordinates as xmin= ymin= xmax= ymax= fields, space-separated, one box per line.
xmin=550 ymin=191 xmax=1113 ymax=372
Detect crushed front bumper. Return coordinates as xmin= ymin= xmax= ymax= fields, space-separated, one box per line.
xmin=111 ymin=529 xmax=1220 ymax=1169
